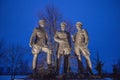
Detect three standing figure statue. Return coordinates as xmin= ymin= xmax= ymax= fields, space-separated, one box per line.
xmin=29 ymin=20 xmax=93 ymax=75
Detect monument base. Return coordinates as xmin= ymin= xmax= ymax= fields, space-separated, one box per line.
xmin=15 ymin=73 xmax=120 ymax=80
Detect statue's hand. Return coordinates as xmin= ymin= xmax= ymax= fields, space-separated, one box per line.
xmin=47 ymin=42 xmax=50 ymax=46
xmin=71 ymin=35 xmax=74 ymax=38
xmin=85 ymin=42 xmax=88 ymax=47
xmin=71 ymin=35 xmax=73 ymax=37
xmin=57 ymin=39 xmax=65 ymax=43
xmin=71 ymin=35 xmax=74 ymax=41
xmin=58 ymin=40 xmax=64 ymax=43
xmin=44 ymin=44 xmax=48 ymax=47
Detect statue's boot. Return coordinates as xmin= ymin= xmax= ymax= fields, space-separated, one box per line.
xmin=64 ymin=55 xmax=69 ymax=73
xmin=86 ymin=60 xmax=93 ymax=75
xmin=56 ymin=58 xmax=60 ymax=75
xmin=78 ymin=59 xmax=84 ymax=74
xmin=32 ymin=68 xmax=37 ymax=77
xmin=88 ymin=67 xmax=93 ymax=75
xmin=48 ymin=64 xmax=52 ymax=70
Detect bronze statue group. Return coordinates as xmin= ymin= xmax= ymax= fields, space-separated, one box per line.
xmin=29 ymin=20 xmax=93 ymax=75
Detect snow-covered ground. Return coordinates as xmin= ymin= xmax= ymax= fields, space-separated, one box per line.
xmin=0 ymin=75 xmax=27 ymax=80
xmin=0 ymin=75 xmax=113 ymax=80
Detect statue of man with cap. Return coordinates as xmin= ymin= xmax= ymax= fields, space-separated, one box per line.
xmin=54 ymin=22 xmax=71 ymax=74
xmin=71 ymin=22 xmax=93 ymax=75
xmin=29 ymin=20 xmax=52 ymax=74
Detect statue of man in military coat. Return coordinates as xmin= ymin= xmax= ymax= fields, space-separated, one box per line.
xmin=29 ymin=20 xmax=52 ymax=73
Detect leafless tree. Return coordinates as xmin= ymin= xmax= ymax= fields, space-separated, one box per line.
xmin=0 ymin=39 xmax=5 ymax=58
xmin=5 ymin=44 xmax=29 ymax=80
xmin=112 ymin=58 xmax=120 ymax=74
xmin=93 ymin=51 xmax=104 ymax=75
xmin=0 ymin=39 xmax=6 ymax=74
xmin=38 ymin=4 xmax=63 ymax=67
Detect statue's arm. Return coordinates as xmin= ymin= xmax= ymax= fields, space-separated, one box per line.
xmin=29 ymin=28 xmax=37 ymax=47
xmin=54 ymin=32 xmax=59 ymax=42
xmin=71 ymin=34 xmax=75 ymax=42
xmin=84 ymin=30 xmax=89 ymax=45
xmin=54 ymin=32 xmax=62 ymax=43
xmin=68 ymin=32 xmax=72 ymax=48
xmin=45 ymin=32 xmax=49 ymax=45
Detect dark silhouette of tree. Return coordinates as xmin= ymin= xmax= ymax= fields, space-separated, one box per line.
xmin=5 ymin=45 xmax=29 ymax=80
xmin=93 ymin=52 xmax=104 ymax=75
xmin=112 ymin=59 xmax=120 ymax=74
xmin=0 ymin=39 xmax=5 ymax=59
xmin=18 ymin=59 xmax=31 ymax=74
xmin=112 ymin=64 xmax=118 ymax=75
xmin=112 ymin=59 xmax=120 ymax=80
xmin=0 ymin=39 xmax=7 ymax=74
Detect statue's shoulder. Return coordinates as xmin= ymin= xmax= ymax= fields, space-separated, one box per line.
xmin=33 ymin=27 xmax=38 ymax=31
xmin=80 ymin=29 xmax=85 ymax=33
xmin=35 ymin=27 xmax=40 ymax=30
xmin=82 ymin=29 xmax=88 ymax=35
xmin=82 ymin=29 xmax=87 ymax=33
xmin=31 ymin=28 xmax=38 ymax=33
xmin=82 ymin=29 xmax=86 ymax=31
xmin=35 ymin=27 xmax=43 ymax=32
xmin=56 ymin=31 xmax=61 ymax=34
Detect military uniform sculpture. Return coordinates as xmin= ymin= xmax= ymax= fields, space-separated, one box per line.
xmin=29 ymin=20 xmax=52 ymax=73
xmin=72 ymin=22 xmax=93 ymax=74
xmin=29 ymin=20 xmax=93 ymax=75
xmin=54 ymin=22 xmax=71 ymax=74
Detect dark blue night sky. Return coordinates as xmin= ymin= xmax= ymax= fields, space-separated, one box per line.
xmin=0 ymin=0 xmax=120 ymax=73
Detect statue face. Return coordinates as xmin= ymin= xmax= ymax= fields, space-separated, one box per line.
xmin=39 ymin=20 xmax=45 ymax=28
xmin=76 ymin=24 xmax=82 ymax=30
xmin=40 ymin=24 xmax=45 ymax=28
xmin=61 ymin=25 xmax=66 ymax=31
xmin=60 ymin=22 xmax=66 ymax=31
